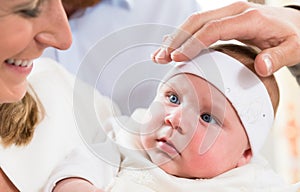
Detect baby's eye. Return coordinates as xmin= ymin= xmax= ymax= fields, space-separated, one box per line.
xmin=200 ymin=113 xmax=217 ymax=124
xmin=168 ymin=94 xmax=180 ymax=104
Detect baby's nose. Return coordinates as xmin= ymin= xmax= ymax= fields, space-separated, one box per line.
xmin=164 ymin=110 xmax=185 ymax=134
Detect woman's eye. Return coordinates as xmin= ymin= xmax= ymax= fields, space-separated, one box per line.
xmin=20 ymin=8 xmax=41 ymax=17
xmin=168 ymin=94 xmax=180 ymax=104
xmin=200 ymin=113 xmax=217 ymax=124
xmin=18 ymin=1 xmax=43 ymax=18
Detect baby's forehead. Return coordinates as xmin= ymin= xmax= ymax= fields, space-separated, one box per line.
xmin=160 ymin=73 xmax=217 ymax=92
xmin=158 ymin=73 xmax=227 ymax=102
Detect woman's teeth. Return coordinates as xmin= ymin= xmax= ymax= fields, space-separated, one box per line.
xmin=6 ymin=58 xmax=33 ymax=67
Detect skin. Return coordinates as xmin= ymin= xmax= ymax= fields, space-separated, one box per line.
xmin=0 ymin=169 xmax=19 ymax=192
xmin=53 ymin=178 xmax=103 ymax=192
xmin=53 ymin=73 xmax=253 ymax=190
xmin=0 ymin=0 xmax=72 ymax=190
xmin=152 ymin=1 xmax=300 ymax=77
xmin=0 ymin=0 xmax=72 ymax=104
xmin=141 ymin=74 xmax=252 ymax=178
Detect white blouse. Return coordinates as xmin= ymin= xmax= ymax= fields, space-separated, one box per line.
xmin=0 ymin=58 xmax=119 ymax=192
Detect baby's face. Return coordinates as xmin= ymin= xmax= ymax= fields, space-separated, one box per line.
xmin=140 ymin=74 xmax=252 ymax=179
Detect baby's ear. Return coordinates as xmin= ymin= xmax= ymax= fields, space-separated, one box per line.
xmin=237 ymin=148 xmax=253 ymax=167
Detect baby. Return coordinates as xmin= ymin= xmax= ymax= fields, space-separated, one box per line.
xmin=46 ymin=44 xmax=300 ymax=192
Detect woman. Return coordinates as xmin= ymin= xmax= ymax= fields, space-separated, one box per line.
xmin=0 ymin=0 xmax=71 ymax=104
xmin=1 ymin=0 xmax=300 ymax=191
xmin=0 ymin=0 xmax=117 ymax=191
xmin=0 ymin=0 xmax=71 ymax=190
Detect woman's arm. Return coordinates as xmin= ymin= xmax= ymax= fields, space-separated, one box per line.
xmin=0 ymin=168 xmax=19 ymax=192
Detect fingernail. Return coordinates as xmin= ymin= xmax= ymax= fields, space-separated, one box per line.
xmin=156 ymin=48 xmax=166 ymax=59
xmin=150 ymin=53 xmax=156 ymax=62
xmin=262 ymin=54 xmax=273 ymax=76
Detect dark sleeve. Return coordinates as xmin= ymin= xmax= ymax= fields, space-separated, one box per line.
xmin=288 ymin=64 xmax=300 ymax=85
xmin=284 ymin=5 xmax=300 ymax=10
xmin=284 ymin=5 xmax=300 ymax=85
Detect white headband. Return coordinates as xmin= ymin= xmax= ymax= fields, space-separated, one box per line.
xmin=163 ymin=50 xmax=274 ymax=155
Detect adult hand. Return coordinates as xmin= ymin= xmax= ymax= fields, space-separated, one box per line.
xmin=152 ymin=1 xmax=300 ymax=77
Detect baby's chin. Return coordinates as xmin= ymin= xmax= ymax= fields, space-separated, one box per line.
xmin=159 ymin=162 xmax=229 ymax=179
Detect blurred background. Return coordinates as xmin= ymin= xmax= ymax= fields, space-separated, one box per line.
xmin=267 ymin=0 xmax=300 ymax=183
xmin=196 ymin=0 xmax=300 ymax=184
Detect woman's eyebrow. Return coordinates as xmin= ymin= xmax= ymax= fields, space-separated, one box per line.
xmin=13 ymin=0 xmax=40 ymax=10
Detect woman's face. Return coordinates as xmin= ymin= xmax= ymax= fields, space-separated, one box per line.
xmin=0 ymin=0 xmax=72 ymax=103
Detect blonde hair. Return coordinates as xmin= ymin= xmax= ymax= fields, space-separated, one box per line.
xmin=212 ymin=44 xmax=280 ymax=114
xmin=0 ymin=87 xmax=44 ymax=147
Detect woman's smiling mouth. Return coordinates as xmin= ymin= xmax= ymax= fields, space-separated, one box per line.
xmin=5 ymin=58 xmax=33 ymax=67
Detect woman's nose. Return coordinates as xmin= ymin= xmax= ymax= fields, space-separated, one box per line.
xmin=35 ymin=0 xmax=72 ymax=50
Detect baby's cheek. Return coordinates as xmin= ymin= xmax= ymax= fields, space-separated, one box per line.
xmin=140 ymin=100 xmax=166 ymax=135
xmin=141 ymin=133 xmax=156 ymax=152
xmin=140 ymin=101 xmax=166 ymax=149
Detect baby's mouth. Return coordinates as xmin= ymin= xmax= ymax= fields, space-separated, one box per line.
xmin=156 ymin=138 xmax=181 ymax=155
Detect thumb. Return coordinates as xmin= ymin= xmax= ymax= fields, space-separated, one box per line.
xmin=255 ymin=37 xmax=300 ymax=77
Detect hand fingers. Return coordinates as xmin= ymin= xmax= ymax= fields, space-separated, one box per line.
xmin=171 ymin=35 xmax=207 ymax=62
xmin=151 ymin=48 xmax=172 ymax=64
xmin=152 ymin=33 xmax=205 ymax=63
xmin=152 ymin=32 xmax=191 ymax=63
xmin=168 ymin=1 xmax=252 ymax=49
xmin=170 ymin=9 xmax=264 ymax=62
xmin=152 ymin=1 xmax=253 ymax=63
xmin=151 ymin=48 xmax=162 ymax=62
xmin=255 ymin=36 xmax=300 ymax=76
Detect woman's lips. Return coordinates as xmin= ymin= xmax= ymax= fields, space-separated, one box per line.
xmin=4 ymin=59 xmax=33 ymax=75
